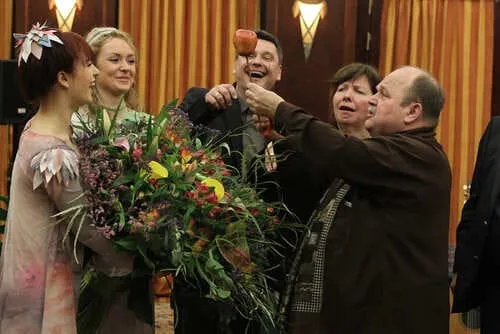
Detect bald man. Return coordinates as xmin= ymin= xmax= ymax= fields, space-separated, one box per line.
xmin=245 ymin=66 xmax=451 ymax=334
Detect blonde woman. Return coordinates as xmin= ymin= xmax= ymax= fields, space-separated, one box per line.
xmin=73 ymin=27 xmax=143 ymax=133
xmin=72 ymin=27 xmax=153 ymax=334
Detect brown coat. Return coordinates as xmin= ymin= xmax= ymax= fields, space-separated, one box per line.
xmin=276 ymin=102 xmax=451 ymax=334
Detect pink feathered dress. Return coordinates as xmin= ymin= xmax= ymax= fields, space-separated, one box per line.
xmin=0 ymin=123 xmax=137 ymax=333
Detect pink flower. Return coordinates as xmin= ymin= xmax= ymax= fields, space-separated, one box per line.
xmin=16 ymin=259 xmax=45 ymax=294
xmin=132 ymin=146 xmax=143 ymax=159
xmin=113 ymin=136 xmax=130 ymax=151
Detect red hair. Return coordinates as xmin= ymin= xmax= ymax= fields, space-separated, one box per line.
xmin=17 ymin=30 xmax=93 ymax=103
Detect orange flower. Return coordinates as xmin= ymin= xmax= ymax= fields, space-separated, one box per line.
xmin=180 ymin=147 xmax=192 ymax=163
xmin=192 ymin=239 xmax=208 ymax=257
xmin=187 ymin=217 xmax=196 ymax=237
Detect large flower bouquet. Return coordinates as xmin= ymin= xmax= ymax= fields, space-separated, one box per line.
xmin=71 ymin=101 xmax=287 ymax=329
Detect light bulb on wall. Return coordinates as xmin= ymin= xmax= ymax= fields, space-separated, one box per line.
xmin=292 ymin=0 xmax=327 ymax=61
xmin=48 ymin=0 xmax=83 ymax=32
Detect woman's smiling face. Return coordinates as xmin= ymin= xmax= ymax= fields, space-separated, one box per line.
xmin=95 ymin=37 xmax=136 ymax=97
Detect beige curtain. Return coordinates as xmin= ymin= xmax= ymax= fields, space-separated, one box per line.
xmin=379 ymin=0 xmax=494 ymax=244
xmin=118 ymin=0 xmax=260 ymax=115
xmin=117 ymin=2 xmax=260 ymax=330
xmin=0 ymin=1 xmax=14 ymax=216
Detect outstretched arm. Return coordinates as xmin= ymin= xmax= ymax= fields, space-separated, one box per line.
xmin=31 ymin=148 xmax=133 ymax=277
xmin=180 ymin=84 xmax=238 ymax=125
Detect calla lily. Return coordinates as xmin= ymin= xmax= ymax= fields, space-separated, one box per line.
xmin=113 ymin=136 xmax=130 ymax=151
xmin=202 ymin=177 xmax=225 ymax=202
xmin=148 ymin=161 xmax=169 ymax=179
xmin=103 ymin=109 xmax=112 ymax=137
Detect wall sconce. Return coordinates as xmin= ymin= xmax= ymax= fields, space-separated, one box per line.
xmin=48 ymin=0 xmax=83 ymax=32
xmin=292 ymin=0 xmax=327 ymax=61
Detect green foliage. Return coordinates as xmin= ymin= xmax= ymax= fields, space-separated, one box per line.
xmin=71 ymin=102 xmax=287 ymax=329
xmin=0 ymin=196 xmax=7 ymax=222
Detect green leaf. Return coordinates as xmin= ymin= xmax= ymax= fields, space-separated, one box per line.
xmin=114 ymin=237 xmax=138 ymax=251
xmin=204 ymin=250 xmax=233 ymax=299
xmin=194 ymin=257 xmax=232 ymax=300
xmin=145 ymin=114 xmax=154 ymax=155
xmin=113 ymin=200 xmax=125 ymax=230
xmin=183 ymin=205 xmax=196 ymax=225
xmin=137 ymin=242 xmax=155 ymax=269
xmin=0 ymin=196 xmax=8 ymax=205
xmin=195 ymin=138 xmax=202 ymax=150
xmin=219 ymin=142 xmax=231 ymax=156
xmin=106 ymin=98 xmax=126 ymax=140
xmin=161 ymin=99 xmax=179 ymax=112
xmin=212 ymin=285 xmax=231 ymax=299
xmin=154 ymin=108 xmax=169 ymax=130
xmin=90 ymin=133 xmax=110 ymax=145
xmin=130 ymin=178 xmax=147 ymax=203
xmin=112 ymin=172 xmax=137 ymax=187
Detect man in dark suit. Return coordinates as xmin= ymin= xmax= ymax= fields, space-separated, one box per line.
xmin=174 ymin=29 xmax=326 ymax=334
xmin=174 ymin=30 xmax=281 ymax=334
xmin=179 ymin=29 xmax=326 ymax=221
xmin=180 ymin=30 xmax=283 ymax=179
xmin=453 ymin=117 xmax=500 ymax=333
xmin=246 ymin=66 xmax=451 ymax=333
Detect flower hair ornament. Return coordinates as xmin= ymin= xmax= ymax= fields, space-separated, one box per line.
xmin=13 ymin=22 xmax=64 ymax=67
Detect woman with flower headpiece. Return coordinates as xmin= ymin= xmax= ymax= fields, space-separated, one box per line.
xmin=71 ymin=27 xmax=155 ymax=334
xmin=0 ymin=23 xmax=134 ymax=333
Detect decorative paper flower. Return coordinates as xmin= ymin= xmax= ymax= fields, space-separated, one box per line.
xmin=13 ymin=22 xmax=64 ymax=66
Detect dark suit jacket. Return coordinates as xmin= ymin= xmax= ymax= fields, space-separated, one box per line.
xmin=179 ymin=86 xmax=327 ymax=224
xmin=276 ymin=102 xmax=451 ymax=334
xmin=179 ymin=87 xmax=328 ymax=293
xmin=453 ymin=117 xmax=500 ymax=312
xmin=179 ymin=86 xmax=245 ymax=171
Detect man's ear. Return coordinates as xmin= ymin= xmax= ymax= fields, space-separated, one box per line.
xmin=404 ymin=102 xmax=422 ymax=124
xmin=276 ymin=65 xmax=282 ymax=82
xmin=57 ymin=71 xmax=70 ymax=89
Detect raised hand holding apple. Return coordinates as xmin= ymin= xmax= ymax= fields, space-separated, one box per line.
xmin=233 ymin=29 xmax=257 ymax=58
xmin=245 ymin=82 xmax=284 ymax=120
xmin=234 ymin=29 xmax=276 ymax=136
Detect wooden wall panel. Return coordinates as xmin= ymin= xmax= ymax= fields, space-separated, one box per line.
xmin=356 ymin=0 xmax=383 ymax=67
xmin=265 ymin=0 xmax=359 ymax=121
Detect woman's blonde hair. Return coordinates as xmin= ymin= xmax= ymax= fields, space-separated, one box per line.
xmin=86 ymin=27 xmax=140 ymax=110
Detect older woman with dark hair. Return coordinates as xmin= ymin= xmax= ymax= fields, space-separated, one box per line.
xmin=328 ymin=62 xmax=380 ymax=138
xmin=248 ymin=63 xmax=381 ymax=332
xmin=258 ymin=63 xmax=381 ymax=224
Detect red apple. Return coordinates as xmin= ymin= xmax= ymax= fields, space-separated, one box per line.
xmin=233 ymin=29 xmax=257 ymax=56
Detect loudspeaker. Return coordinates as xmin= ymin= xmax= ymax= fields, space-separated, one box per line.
xmin=0 ymin=60 xmax=30 ymax=125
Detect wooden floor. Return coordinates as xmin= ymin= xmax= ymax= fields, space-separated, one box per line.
xmin=155 ymin=296 xmax=174 ymax=333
